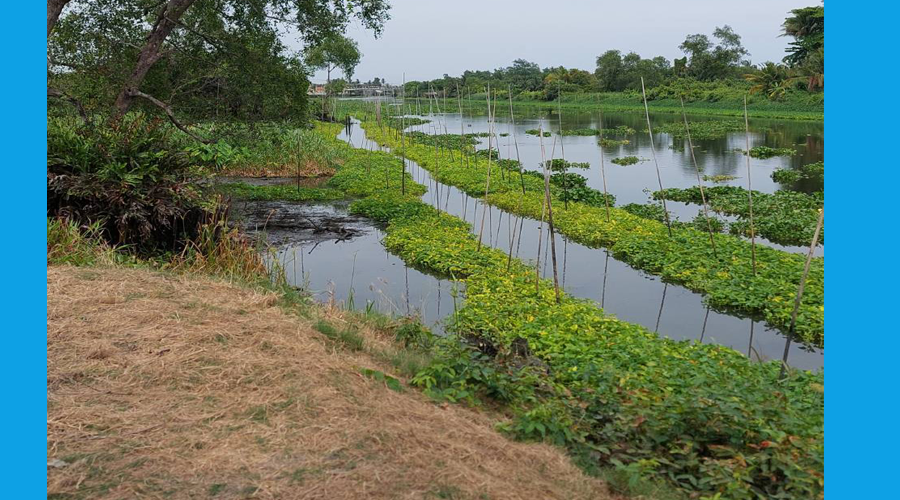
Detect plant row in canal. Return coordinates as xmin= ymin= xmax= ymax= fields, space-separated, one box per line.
xmin=654 ymin=185 xmax=824 ymax=247
xmin=772 ymin=161 xmax=824 ymax=186
xmin=346 ymin=194 xmax=823 ymax=500
xmin=224 ymin=122 xmax=823 ymax=499
xmin=359 ymin=119 xmax=824 ymax=346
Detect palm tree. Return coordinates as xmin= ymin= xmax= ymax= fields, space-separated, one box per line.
xmin=744 ymin=62 xmax=790 ymax=99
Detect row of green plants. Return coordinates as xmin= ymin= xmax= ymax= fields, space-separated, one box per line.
xmin=772 ymin=161 xmax=824 ymax=186
xmin=651 ymin=119 xmax=747 ymax=140
xmin=611 ymin=156 xmax=643 ymax=166
xmin=219 ymin=121 xmax=823 ymax=499
xmin=654 ymin=186 xmax=824 ymax=247
xmin=344 ymin=193 xmax=823 ymax=500
xmin=742 ymin=146 xmax=797 ymax=159
xmin=358 ymin=118 xmax=824 ymax=346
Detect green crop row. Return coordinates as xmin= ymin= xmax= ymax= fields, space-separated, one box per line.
xmin=359 ymin=119 xmax=824 ymax=346
xmin=655 ymin=186 xmax=824 ymax=247
xmin=348 ymin=193 xmax=823 ymax=500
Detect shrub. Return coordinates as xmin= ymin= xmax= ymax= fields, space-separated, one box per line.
xmin=48 ymin=113 xmax=207 ymax=253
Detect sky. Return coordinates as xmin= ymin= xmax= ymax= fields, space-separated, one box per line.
xmin=303 ymin=0 xmax=816 ymax=84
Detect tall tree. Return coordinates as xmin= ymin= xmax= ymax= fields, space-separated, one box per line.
xmin=679 ymin=25 xmax=749 ymax=81
xmin=48 ymin=0 xmax=390 ymax=128
xmin=782 ymin=5 xmax=824 ymax=67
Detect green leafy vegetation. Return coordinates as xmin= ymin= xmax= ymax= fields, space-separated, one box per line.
xmin=610 ymin=156 xmax=642 ymax=166
xmin=740 ymin=146 xmax=797 ymax=158
xmin=652 ymin=119 xmax=746 ymax=140
xmin=702 ymin=174 xmax=738 ymax=183
xmin=655 ymin=186 xmax=824 ymax=247
xmin=524 ymin=129 xmax=552 ymax=137
xmin=772 ymin=161 xmax=824 ymax=186
xmin=360 ymin=118 xmax=824 ymax=346
xmin=348 ymin=189 xmax=823 ymax=500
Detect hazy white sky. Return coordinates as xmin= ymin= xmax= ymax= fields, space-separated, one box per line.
xmin=303 ymin=0 xmax=816 ymax=84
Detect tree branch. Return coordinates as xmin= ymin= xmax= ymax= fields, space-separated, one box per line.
xmin=128 ymin=90 xmax=211 ymax=144
xmin=48 ymin=87 xmax=89 ymax=123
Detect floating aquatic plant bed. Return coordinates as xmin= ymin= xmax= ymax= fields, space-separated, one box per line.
xmin=348 ymin=194 xmax=823 ymax=500
xmin=359 ymin=119 xmax=824 ymax=346
xmin=737 ymin=146 xmax=797 ymax=158
xmin=655 ymin=186 xmax=824 ymax=247
xmin=610 ymin=156 xmax=643 ymax=166
xmin=651 ymin=119 xmax=747 ymax=140
xmin=772 ymin=161 xmax=824 ymax=186
xmin=524 ymin=129 xmax=551 ymax=137
xmin=702 ymin=174 xmax=739 ymax=183
xmin=598 ymin=138 xmax=629 ymax=147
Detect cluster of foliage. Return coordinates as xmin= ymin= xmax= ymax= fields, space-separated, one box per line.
xmin=359 ymin=117 xmax=824 ymax=346
xmin=610 ymin=156 xmax=642 ymax=166
xmin=742 ymin=146 xmax=797 ymax=159
xmin=524 ymin=129 xmax=552 ymax=137
xmin=621 ymin=203 xmax=725 ymax=234
xmin=599 ymin=138 xmax=629 ymax=147
xmin=47 ymin=113 xmax=208 ymax=253
xmin=401 ymin=9 xmax=822 ymax=108
xmin=652 ymin=119 xmax=746 ymax=140
xmin=559 ymin=125 xmax=635 ymax=137
xmin=772 ymin=161 xmax=824 ymax=186
xmin=703 ymin=174 xmax=739 ymax=183
xmin=191 ymin=121 xmax=346 ymax=176
xmin=346 ymin=192 xmax=823 ymax=500
xmin=655 ymin=186 xmax=824 ymax=247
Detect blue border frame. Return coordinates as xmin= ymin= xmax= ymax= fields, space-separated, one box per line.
xmin=6 ymin=1 xmax=895 ymax=497
xmin=3 ymin=2 xmax=47 ymax=497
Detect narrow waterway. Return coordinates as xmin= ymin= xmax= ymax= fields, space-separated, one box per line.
xmin=338 ymin=118 xmax=823 ymax=371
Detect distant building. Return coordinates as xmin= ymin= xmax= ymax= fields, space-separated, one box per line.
xmin=307 ymin=84 xmax=326 ymax=96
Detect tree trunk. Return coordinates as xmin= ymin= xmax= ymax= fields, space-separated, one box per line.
xmin=111 ymin=0 xmax=197 ymax=121
xmin=47 ymin=0 xmax=71 ymax=37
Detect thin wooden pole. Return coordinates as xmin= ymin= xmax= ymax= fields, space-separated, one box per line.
xmin=680 ymin=96 xmax=718 ymax=258
xmin=476 ymin=84 xmax=494 ymax=251
xmin=641 ymin=77 xmax=672 ymax=237
xmin=538 ymin=122 xmax=561 ymax=303
xmin=597 ymin=110 xmax=611 ymax=222
xmin=744 ymin=95 xmax=757 ymax=274
xmin=508 ymin=85 xmax=525 ymax=195
xmin=557 ymin=82 xmax=569 ymax=209
xmin=401 ymin=73 xmax=407 ymax=195
xmin=779 ymin=208 xmax=824 ymax=379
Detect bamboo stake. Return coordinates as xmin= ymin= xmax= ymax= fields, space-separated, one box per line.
xmin=538 ymin=123 xmax=561 ymax=303
xmin=779 ymin=208 xmax=824 ymax=379
xmin=557 ymin=82 xmax=569 ymax=209
xmin=744 ymin=95 xmax=757 ymax=274
xmin=508 ymin=86 xmax=526 ymax=196
xmin=597 ymin=110 xmax=611 ymax=222
xmin=640 ymin=77 xmax=672 ymax=237
xmin=401 ymin=73 xmax=407 ymax=195
xmin=680 ymin=96 xmax=718 ymax=258
xmin=476 ymin=85 xmax=494 ymax=251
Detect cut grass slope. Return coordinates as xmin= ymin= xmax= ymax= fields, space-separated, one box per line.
xmin=47 ymin=266 xmax=612 ymax=500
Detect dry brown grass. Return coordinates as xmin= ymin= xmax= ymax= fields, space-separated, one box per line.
xmin=48 ymin=266 xmax=613 ymax=500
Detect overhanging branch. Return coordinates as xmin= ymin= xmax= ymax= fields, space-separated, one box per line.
xmin=128 ymin=90 xmax=211 ymax=144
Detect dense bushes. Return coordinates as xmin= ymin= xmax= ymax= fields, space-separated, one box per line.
xmin=47 ymin=114 xmax=209 ymax=253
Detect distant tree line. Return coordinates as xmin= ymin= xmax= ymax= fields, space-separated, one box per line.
xmin=403 ymin=7 xmax=823 ymax=102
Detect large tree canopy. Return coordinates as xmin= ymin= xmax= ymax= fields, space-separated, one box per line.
xmin=48 ymin=0 xmax=390 ymax=129
xmin=678 ymin=25 xmax=748 ymax=81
